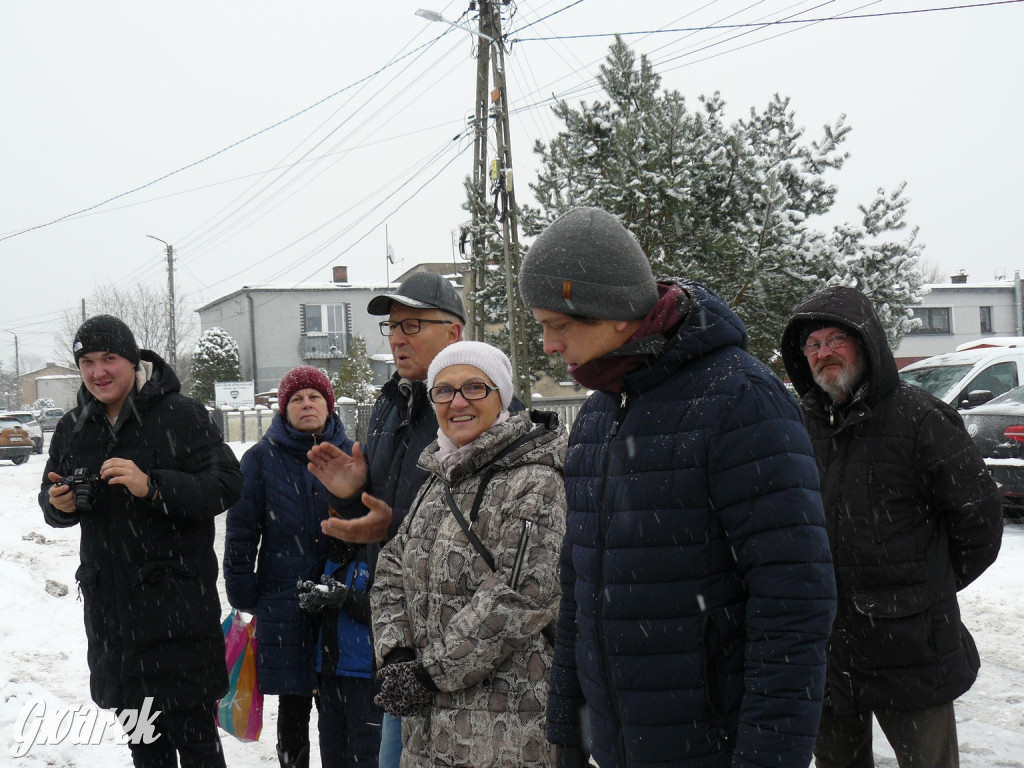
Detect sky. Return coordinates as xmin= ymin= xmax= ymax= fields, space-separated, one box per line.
xmin=2 ymin=0 xmax=1023 ymax=368
xmin=3 ymin=444 xmax=1024 ymax=765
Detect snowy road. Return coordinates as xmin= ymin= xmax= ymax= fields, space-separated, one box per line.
xmin=1 ymin=446 xmax=1022 ymax=767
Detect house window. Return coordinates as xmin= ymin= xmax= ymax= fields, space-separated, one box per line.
xmin=909 ymin=307 xmax=951 ymax=335
xmin=980 ymin=306 xmax=993 ymax=334
xmin=300 ymin=303 xmax=349 ymax=359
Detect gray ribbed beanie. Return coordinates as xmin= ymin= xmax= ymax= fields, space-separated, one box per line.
xmin=519 ymin=207 xmax=659 ymax=320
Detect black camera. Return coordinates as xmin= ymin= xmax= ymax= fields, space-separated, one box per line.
xmin=62 ymin=468 xmax=104 ymax=512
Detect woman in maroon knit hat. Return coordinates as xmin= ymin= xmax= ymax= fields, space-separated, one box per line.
xmin=225 ymin=367 xmax=380 ymax=768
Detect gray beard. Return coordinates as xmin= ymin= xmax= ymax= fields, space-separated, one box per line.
xmin=813 ymin=355 xmax=866 ymax=404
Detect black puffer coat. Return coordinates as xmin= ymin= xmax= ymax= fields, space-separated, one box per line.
xmin=40 ymin=351 xmax=242 ymax=711
xmin=781 ymin=286 xmax=1003 ymax=713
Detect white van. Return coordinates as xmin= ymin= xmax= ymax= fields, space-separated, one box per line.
xmin=899 ymin=348 xmax=1024 ymax=409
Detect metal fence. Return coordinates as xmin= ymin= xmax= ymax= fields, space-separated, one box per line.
xmin=213 ymin=395 xmax=590 ymax=446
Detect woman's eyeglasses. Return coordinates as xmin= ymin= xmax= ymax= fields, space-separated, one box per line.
xmin=428 ymin=382 xmax=497 ymax=404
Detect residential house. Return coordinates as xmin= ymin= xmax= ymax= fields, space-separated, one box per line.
xmin=196 ymin=264 xmax=471 ymax=395
xmin=893 ymin=272 xmax=1024 ymax=368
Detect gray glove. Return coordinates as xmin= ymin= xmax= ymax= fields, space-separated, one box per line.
xmin=373 ymin=661 xmax=433 ymax=717
xmin=297 ymin=576 xmax=351 ymax=613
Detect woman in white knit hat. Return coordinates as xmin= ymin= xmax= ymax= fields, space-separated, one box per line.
xmin=369 ymin=341 xmax=567 ymax=768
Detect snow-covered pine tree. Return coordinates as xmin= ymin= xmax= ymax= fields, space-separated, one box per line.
xmin=824 ymin=183 xmax=925 ymax=347
xmin=334 ymin=335 xmax=376 ymax=403
xmin=521 ymin=36 xmax=925 ymax=367
xmin=190 ymin=328 xmax=241 ymax=403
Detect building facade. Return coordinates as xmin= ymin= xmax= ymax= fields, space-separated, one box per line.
xmin=196 ymin=264 xmax=471 ymax=395
xmin=893 ymin=274 xmax=1024 ymax=367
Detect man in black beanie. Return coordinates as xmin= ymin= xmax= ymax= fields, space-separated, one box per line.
xmin=40 ymin=314 xmax=242 ymax=768
xmin=520 ymin=207 xmax=838 ymax=768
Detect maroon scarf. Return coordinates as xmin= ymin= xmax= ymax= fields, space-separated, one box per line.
xmin=571 ymin=283 xmax=686 ymax=393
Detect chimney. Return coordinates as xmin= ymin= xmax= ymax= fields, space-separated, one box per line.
xmin=332 ymin=266 xmax=349 ymax=284
xmin=950 ymin=270 xmax=968 ymax=284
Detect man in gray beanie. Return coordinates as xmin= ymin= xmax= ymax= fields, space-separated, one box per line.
xmin=521 ymin=207 xmax=837 ymax=768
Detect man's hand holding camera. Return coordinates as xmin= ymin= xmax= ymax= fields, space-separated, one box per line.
xmin=47 ymin=458 xmax=155 ymax=513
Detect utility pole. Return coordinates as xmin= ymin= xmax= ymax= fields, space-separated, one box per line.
xmin=474 ymin=1 xmax=530 ymax=406
xmin=468 ymin=8 xmax=492 ymax=343
xmin=1 ymin=331 xmax=19 ymax=408
xmin=146 ymin=235 xmax=177 ymax=368
xmin=418 ymin=3 xmax=530 ymax=404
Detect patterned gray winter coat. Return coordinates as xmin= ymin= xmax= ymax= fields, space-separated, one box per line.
xmin=371 ymin=410 xmax=566 ymax=768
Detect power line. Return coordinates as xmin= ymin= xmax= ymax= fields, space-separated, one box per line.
xmin=0 ymin=34 xmax=449 ymax=245
xmin=511 ymin=0 xmax=1024 ymax=41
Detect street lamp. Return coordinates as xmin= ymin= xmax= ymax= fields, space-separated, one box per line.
xmin=415 ymin=8 xmax=495 ymax=43
xmin=146 ymin=235 xmax=177 ymax=368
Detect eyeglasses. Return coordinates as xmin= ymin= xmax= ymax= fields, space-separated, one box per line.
xmin=379 ymin=319 xmax=453 ymax=337
xmin=801 ymin=333 xmax=853 ymax=357
xmin=428 ymin=382 xmax=498 ymax=404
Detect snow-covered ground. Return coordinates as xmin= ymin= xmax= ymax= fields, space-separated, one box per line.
xmin=2 ymin=441 xmax=1023 ymax=767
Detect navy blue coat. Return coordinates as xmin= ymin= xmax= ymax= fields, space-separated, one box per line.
xmin=546 ymin=280 xmax=837 ymax=768
xmin=223 ymin=411 xmax=352 ymax=696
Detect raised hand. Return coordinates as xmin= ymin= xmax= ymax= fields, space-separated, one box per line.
xmin=308 ymin=441 xmax=367 ymax=500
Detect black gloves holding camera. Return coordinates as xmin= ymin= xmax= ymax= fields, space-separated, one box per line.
xmin=373 ymin=661 xmax=435 ymax=717
xmin=297 ymin=576 xmax=352 ymax=613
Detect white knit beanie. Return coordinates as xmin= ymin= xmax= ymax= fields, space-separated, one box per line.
xmin=427 ymin=341 xmax=514 ymax=410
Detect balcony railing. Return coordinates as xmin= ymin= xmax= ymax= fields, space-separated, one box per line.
xmin=299 ymin=332 xmax=347 ymax=360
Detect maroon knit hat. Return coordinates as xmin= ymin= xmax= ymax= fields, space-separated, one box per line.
xmin=277 ymin=366 xmax=335 ymax=412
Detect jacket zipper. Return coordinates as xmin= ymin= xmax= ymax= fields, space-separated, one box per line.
xmin=510 ymin=520 xmax=532 ymax=591
xmin=596 ymin=392 xmax=630 ymax=764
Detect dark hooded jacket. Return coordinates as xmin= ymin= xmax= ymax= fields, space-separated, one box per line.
xmin=39 ymin=350 xmax=242 ymax=711
xmin=780 ymin=285 xmax=1003 ymax=713
xmin=223 ymin=410 xmax=353 ymax=695
xmin=548 ymin=279 xmax=837 ymax=768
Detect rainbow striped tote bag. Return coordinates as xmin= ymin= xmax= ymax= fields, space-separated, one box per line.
xmin=216 ymin=610 xmax=264 ymax=741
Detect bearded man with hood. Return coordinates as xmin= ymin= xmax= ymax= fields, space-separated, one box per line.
xmin=781 ymin=285 xmax=1003 ymax=768
xmin=520 ymin=207 xmax=838 ymax=768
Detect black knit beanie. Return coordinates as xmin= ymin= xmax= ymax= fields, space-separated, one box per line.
xmin=519 ymin=207 xmax=659 ymax=320
xmin=73 ymin=315 xmax=140 ymax=366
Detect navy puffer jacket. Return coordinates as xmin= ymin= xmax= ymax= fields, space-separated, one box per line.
xmin=224 ymin=411 xmax=352 ymax=696
xmin=547 ymin=280 xmax=837 ymax=768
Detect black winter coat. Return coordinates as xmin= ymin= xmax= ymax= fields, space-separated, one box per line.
xmin=781 ymin=286 xmax=1003 ymax=712
xmin=223 ymin=411 xmax=352 ymax=696
xmin=39 ymin=352 xmax=242 ymax=711
xmin=548 ymin=280 xmax=837 ymax=768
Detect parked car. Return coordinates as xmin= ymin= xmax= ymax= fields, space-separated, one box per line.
xmin=37 ymin=407 xmax=65 ymax=431
xmin=0 ymin=411 xmax=44 ymax=454
xmin=960 ymin=384 xmax=1024 ymax=518
xmin=0 ymin=416 xmax=33 ymax=465
xmin=899 ymin=348 xmax=1024 ymax=409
